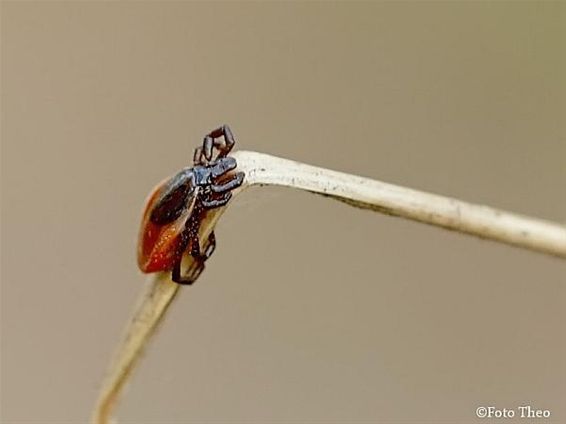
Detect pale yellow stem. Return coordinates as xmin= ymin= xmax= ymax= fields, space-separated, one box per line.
xmin=92 ymin=150 xmax=566 ymax=424
xmin=237 ymin=151 xmax=566 ymax=258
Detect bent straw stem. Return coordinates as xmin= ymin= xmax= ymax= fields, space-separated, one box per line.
xmin=237 ymin=151 xmax=566 ymax=258
xmin=93 ymin=150 xmax=566 ymax=423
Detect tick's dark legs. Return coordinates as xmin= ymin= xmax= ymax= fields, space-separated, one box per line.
xmin=200 ymin=171 xmax=245 ymax=208
xmin=200 ymin=158 xmax=245 ymax=207
xmin=204 ymin=125 xmax=235 ymax=160
xmin=194 ymin=125 xmax=236 ymax=165
xmin=175 ymin=125 xmax=241 ymax=286
xmin=190 ymin=231 xmax=216 ymax=260
xmin=172 ymin=256 xmax=202 ymax=285
xmin=204 ymin=231 xmax=216 ymax=258
xmin=202 ymin=192 xmax=232 ymax=208
xmin=171 ymin=231 xmax=217 ymax=285
xmin=211 ymin=172 xmax=245 ymax=193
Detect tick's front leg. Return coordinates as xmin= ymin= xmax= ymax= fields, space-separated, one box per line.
xmin=202 ymin=125 xmax=236 ymax=162
xmin=211 ymin=172 xmax=245 ymax=193
xmin=201 ymin=192 xmax=232 ymax=208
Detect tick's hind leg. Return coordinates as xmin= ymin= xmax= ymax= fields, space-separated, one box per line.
xmin=172 ymin=232 xmax=216 ymax=285
xmin=172 ymin=256 xmax=203 ymax=285
xmin=204 ymin=231 xmax=216 ymax=258
xmin=189 ymin=231 xmax=216 ymax=261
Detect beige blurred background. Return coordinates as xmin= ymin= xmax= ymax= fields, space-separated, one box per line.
xmin=2 ymin=2 xmax=565 ymax=423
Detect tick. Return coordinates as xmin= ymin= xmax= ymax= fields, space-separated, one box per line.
xmin=137 ymin=125 xmax=244 ymax=284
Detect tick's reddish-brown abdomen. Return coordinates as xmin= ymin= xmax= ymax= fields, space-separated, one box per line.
xmin=137 ymin=179 xmax=191 ymax=273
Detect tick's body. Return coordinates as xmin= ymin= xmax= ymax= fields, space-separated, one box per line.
xmin=137 ymin=173 xmax=198 ymax=273
xmin=137 ymin=125 xmax=244 ymax=284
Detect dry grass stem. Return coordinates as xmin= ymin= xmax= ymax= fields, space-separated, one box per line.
xmin=93 ymin=150 xmax=566 ymax=423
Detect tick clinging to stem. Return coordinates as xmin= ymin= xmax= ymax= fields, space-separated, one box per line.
xmin=137 ymin=125 xmax=245 ymax=285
